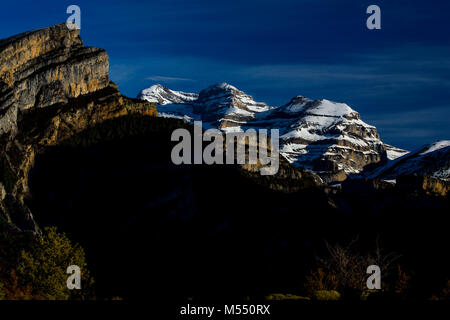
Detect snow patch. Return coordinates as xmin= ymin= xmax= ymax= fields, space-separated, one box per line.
xmin=419 ymin=140 xmax=450 ymax=155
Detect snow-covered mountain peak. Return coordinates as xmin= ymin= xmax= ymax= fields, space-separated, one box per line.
xmin=198 ymin=83 xmax=239 ymax=100
xmin=194 ymin=83 xmax=270 ymax=127
xmin=369 ymin=140 xmax=450 ymax=181
xmin=138 ymin=84 xmax=165 ymax=100
xmin=280 ymin=96 xmax=312 ymax=113
xmin=209 ymin=82 xmax=238 ymax=91
xmin=419 ymin=140 xmax=450 ymax=156
xmin=277 ymin=97 xmax=360 ymax=121
xmin=196 ymin=83 xmax=241 ymax=100
xmin=302 ymin=99 xmax=360 ymax=119
xmin=138 ymin=84 xmax=198 ymax=105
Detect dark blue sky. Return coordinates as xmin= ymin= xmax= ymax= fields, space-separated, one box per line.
xmin=1 ymin=0 xmax=449 ymax=150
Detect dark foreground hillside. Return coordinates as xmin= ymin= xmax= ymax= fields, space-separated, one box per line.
xmin=25 ymin=115 xmax=450 ymax=300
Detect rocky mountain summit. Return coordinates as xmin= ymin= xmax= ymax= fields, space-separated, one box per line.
xmin=139 ymin=83 xmax=413 ymax=182
xmin=0 ymin=24 xmax=156 ymax=233
xmin=138 ymin=83 xmax=271 ymax=128
xmin=138 ymin=84 xmax=198 ymax=105
xmin=367 ymin=140 xmax=450 ymax=181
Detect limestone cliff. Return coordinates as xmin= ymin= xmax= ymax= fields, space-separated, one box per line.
xmin=0 ymin=24 xmax=112 ymax=136
xmin=0 ymin=24 xmax=156 ymax=233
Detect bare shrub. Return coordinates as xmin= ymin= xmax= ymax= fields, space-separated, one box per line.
xmin=306 ymin=236 xmax=400 ymax=294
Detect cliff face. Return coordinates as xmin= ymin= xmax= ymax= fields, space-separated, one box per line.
xmin=0 ymin=24 xmax=110 ymax=136
xmin=396 ymin=175 xmax=450 ymax=197
xmin=0 ymin=24 xmax=156 ymax=233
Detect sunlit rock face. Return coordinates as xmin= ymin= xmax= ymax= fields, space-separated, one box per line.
xmin=0 ymin=23 xmax=110 ymax=135
xmin=0 ymin=24 xmax=156 ymax=232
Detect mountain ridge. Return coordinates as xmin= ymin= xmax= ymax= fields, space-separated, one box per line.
xmin=366 ymin=140 xmax=450 ymax=181
xmin=138 ymin=83 xmax=424 ymax=182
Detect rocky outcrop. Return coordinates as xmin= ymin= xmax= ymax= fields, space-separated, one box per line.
xmin=0 ymin=24 xmax=110 ymax=136
xmin=194 ymin=83 xmax=270 ymax=128
xmin=0 ymin=24 xmax=156 ymax=233
xmin=396 ymin=175 xmax=450 ymax=197
xmin=339 ymin=174 xmax=449 ymax=197
xmin=140 ymin=83 xmax=271 ymax=127
xmin=240 ymin=157 xmax=324 ymax=193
